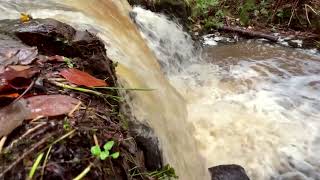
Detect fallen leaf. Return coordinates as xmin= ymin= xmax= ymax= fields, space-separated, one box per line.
xmin=26 ymin=95 xmax=80 ymax=119
xmin=0 ymin=93 xmax=19 ymax=98
xmin=0 ymin=35 xmax=38 ymax=66
xmin=20 ymin=13 xmax=32 ymax=23
xmin=60 ymin=68 xmax=107 ymax=87
xmin=0 ymin=93 xmax=20 ymax=107
xmin=0 ymin=99 xmax=30 ymax=137
xmin=47 ymin=55 xmax=65 ymax=62
xmin=8 ymin=65 xmax=32 ymax=71
xmin=2 ymin=66 xmax=39 ymax=81
xmin=0 ymin=66 xmax=39 ymax=91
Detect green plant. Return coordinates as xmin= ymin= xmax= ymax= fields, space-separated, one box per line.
xmin=28 ymin=153 xmax=44 ymax=180
xmin=90 ymin=141 xmax=120 ymax=160
xmin=148 ymin=164 xmax=178 ymax=180
xmin=239 ymin=0 xmax=256 ymax=25
xmin=63 ymin=57 xmax=74 ymax=68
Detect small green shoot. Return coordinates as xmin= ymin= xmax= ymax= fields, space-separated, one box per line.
xmin=64 ymin=57 xmax=74 ymax=68
xmin=90 ymin=141 xmax=120 ymax=160
xmin=149 ymin=164 xmax=178 ymax=180
xmin=28 ymin=152 xmax=44 ymax=180
xmin=63 ymin=118 xmax=71 ymax=131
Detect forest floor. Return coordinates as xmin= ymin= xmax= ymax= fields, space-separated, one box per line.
xmin=0 ymin=17 xmax=175 ymax=180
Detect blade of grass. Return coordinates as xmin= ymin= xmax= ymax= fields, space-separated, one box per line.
xmin=94 ymin=87 xmax=155 ymax=91
xmin=48 ymin=80 xmax=123 ymax=101
xmin=28 ymin=152 xmax=44 ymax=180
xmin=40 ymin=145 xmax=52 ymax=180
xmin=73 ymin=163 xmax=93 ymax=180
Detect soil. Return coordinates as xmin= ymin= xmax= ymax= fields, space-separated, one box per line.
xmin=0 ymin=18 xmax=156 ymax=180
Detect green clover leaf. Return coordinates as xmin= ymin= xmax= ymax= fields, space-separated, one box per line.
xmin=99 ymin=151 xmax=109 ymax=160
xmin=90 ymin=145 xmax=101 ymax=156
xmin=110 ymin=152 xmax=120 ymax=159
xmin=103 ymin=141 xmax=114 ymax=151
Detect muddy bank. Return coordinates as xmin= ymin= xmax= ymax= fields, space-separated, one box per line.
xmin=0 ymin=18 xmax=167 ymax=180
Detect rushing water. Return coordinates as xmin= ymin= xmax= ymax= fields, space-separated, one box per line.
xmin=133 ymin=7 xmax=320 ymax=180
xmin=0 ymin=1 xmax=208 ymax=180
xmin=1 ymin=1 xmax=320 ymax=180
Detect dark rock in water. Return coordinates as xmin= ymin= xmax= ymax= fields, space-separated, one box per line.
xmin=0 ymin=18 xmax=116 ymax=86
xmin=128 ymin=0 xmax=191 ymax=20
xmin=129 ymin=120 xmax=163 ymax=171
xmin=209 ymin=164 xmax=250 ymax=180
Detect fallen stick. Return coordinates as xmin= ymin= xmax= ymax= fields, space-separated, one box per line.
xmin=218 ymin=26 xmax=279 ymax=42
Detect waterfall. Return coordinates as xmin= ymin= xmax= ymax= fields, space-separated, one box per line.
xmin=132 ymin=7 xmax=320 ymax=180
xmin=1 ymin=0 xmax=320 ymax=180
xmin=0 ymin=0 xmax=209 ymax=179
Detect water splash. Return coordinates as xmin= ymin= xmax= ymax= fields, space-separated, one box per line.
xmin=0 ymin=1 xmax=209 ymax=179
xmin=133 ymin=7 xmax=320 ymax=180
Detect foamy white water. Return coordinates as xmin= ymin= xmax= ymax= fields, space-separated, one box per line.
xmin=133 ymin=7 xmax=320 ymax=180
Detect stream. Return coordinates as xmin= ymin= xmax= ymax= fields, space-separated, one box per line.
xmin=1 ymin=1 xmax=320 ymax=180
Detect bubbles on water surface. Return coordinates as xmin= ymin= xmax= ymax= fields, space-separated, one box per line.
xmin=133 ymin=6 xmax=320 ymax=180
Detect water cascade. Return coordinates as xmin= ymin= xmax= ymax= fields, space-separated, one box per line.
xmin=133 ymin=7 xmax=320 ymax=180
xmin=1 ymin=1 xmax=320 ymax=180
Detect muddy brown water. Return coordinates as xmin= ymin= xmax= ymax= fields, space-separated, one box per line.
xmin=1 ymin=1 xmax=320 ymax=180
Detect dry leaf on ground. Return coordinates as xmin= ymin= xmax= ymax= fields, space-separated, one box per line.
xmin=0 ymin=99 xmax=30 ymax=137
xmin=60 ymin=68 xmax=107 ymax=87
xmin=26 ymin=95 xmax=80 ymax=119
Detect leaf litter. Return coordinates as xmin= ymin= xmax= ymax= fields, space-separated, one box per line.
xmin=0 ymin=18 xmax=151 ymax=180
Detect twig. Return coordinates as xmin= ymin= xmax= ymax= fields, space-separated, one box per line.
xmin=0 ymin=135 xmax=51 ymax=178
xmin=12 ymin=80 xmax=35 ymax=104
xmin=93 ymin=134 xmax=99 ymax=146
xmin=6 ymin=122 xmax=47 ymax=151
xmin=305 ymin=4 xmax=311 ymax=26
xmin=288 ymin=0 xmax=299 ymax=27
xmin=0 ymin=136 xmax=7 ymax=153
xmin=68 ymin=101 xmax=82 ymax=117
xmin=30 ymin=116 xmax=44 ymax=123
xmin=45 ymin=129 xmax=76 ymax=149
xmin=40 ymin=145 xmax=52 ymax=180
xmin=305 ymin=4 xmax=319 ymax=15
xmin=72 ymin=163 xmax=93 ymax=180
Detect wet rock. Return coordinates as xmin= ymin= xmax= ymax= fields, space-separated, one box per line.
xmin=0 ymin=18 xmax=116 ymax=86
xmin=129 ymin=120 xmax=163 ymax=171
xmin=209 ymin=164 xmax=250 ymax=180
xmin=128 ymin=0 xmax=190 ymax=20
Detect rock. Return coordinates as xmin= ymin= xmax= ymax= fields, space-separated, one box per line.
xmin=128 ymin=0 xmax=191 ymax=20
xmin=209 ymin=164 xmax=250 ymax=180
xmin=0 ymin=18 xmax=116 ymax=86
xmin=128 ymin=120 xmax=163 ymax=171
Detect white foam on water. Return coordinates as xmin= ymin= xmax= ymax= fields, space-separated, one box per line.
xmin=133 ymin=7 xmax=320 ymax=180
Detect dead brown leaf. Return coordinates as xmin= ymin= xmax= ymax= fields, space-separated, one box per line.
xmin=0 ymin=93 xmax=19 ymax=98
xmin=0 ymin=37 xmax=38 ymax=66
xmin=60 ymin=68 xmax=107 ymax=87
xmin=0 ymin=66 xmax=39 ymax=91
xmin=0 ymin=99 xmax=30 ymax=137
xmin=25 ymin=95 xmax=80 ymax=119
xmin=2 ymin=66 xmax=39 ymax=81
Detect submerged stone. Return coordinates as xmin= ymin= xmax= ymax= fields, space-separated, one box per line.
xmin=209 ymin=164 xmax=250 ymax=180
